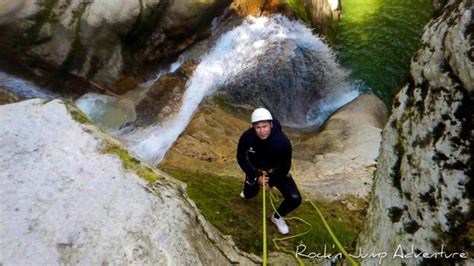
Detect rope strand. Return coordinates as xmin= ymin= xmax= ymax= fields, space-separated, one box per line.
xmin=260 ymin=161 xmax=359 ymax=266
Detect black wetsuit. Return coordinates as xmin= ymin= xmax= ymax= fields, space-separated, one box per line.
xmin=236 ymin=119 xmax=301 ymax=217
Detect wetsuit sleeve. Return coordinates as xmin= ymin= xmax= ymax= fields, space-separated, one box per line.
xmin=236 ymin=132 xmax=259 ymax=181
xmin=271 ymin=136 xmax=292 ymax=179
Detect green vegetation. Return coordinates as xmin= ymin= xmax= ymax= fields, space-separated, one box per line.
xmin=64 ymin=100 xmax=93 ymax=125
xmin=212 ymin=95 xmax=237 ymax=114
xmin=164 ymin=168 xmax=364 ymax=261
xmin=287 ymin=0 xmax=312 ymax=25
xmin=64 ymin=100 xmax=161 ymax=184
xmin=103 ymin=144 xmax=161 ymax=184
xmin=62 ymin=1 xmax=91 ymax=71
xmin=20 ymin=0 xmax=59 ymax=46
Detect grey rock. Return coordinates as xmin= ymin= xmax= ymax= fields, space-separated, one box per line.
xmin=0 ymin=0 xmax=227 ymax=92
xmin=294 ymin=94 xmax=388 ymax=200
xmin=0 ymin=99 xmax=258 ymax=265
xmin=357 ymin=0 xmax=473 ymax=264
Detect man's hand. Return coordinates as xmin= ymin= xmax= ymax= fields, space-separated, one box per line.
xmin=258 ymin=175 xmax=271 ymax=192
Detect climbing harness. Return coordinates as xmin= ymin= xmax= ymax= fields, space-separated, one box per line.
xmin=260 ymin=161 xmax=359 ymax=266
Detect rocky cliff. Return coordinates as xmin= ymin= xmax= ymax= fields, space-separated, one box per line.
xmin=0 ymin=0 xmax=340 ymax=95
xmin=357 ymin=0 xmax=473 ymax=264
xmin=0 ymin=99 xmax=257 ymax=265
xmin=294 ymin=95 xmax=388 ymax=199
xmin=0 ymin=0 xmax=228 ymax=93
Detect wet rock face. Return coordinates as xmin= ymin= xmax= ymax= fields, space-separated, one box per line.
xmin=0 ymin=99 xmax=256 ymax=265
xmin=130 ymin=60 xmax=197 ymax=129
xmin=305 ymin=0 xmax=340 ymax=42
xmin=0 ymin=0 xmax=227 ymax=93
xmin=230 ymin=0 xmax=340 ymax=41
xmin=137 ymin=0 xmax=231 ymax=63
xmin=357 ymin=0 xmax=473 ymax=264
xmin=294 ymin=95 xmax=388 ymax=199
xmin=160 ymin=98 xmax=250 ymax=177
xmin=433 ymin=0 xmax=449 ymax=12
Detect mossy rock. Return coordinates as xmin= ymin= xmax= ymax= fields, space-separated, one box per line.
xmin=64 ymin=100 xmax=162 ymax=184
xmin=0 ymin=88 xmax=19 ymax=105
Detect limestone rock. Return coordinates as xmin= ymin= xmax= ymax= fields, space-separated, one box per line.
xmin=0 ymin=0 xmax=227 ymax=93
xmin=136 ymin=0 xmax=231 ymax=63
xmin=0 ymin=99 xmax=257 ymax=265
xmin=161 ymin=98 xmax=249 ymax=177
xmin=293 ymin=94 xmax=388 ymax=199
xmin=130 ymin=60 xmax=197 ymax=129
xmin=357 ymin=0 xmax=473 ymax=264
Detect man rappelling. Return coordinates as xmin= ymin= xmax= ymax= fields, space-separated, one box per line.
xmin=237 ymin=108 xmax=302 ymax=234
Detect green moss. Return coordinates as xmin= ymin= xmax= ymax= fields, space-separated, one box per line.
xmin=287 ymin=0 xmax=312 ymax=25
xmin=64 ymin=100 xmax=93 ymax=125
xmin=163 ymin=167 xmax=363 ymax=260
xmin=63 ymin=100 xmax=161 ymax=184
xmin=62 ymin=1 xmax=90 ymax=71
xmin=212 ymin=95 xmax=237 ymax=114
xmin=103 ymin=144 xmax=161 ymax=184
xmin=19 ymin=0 xmax=59 ymax=47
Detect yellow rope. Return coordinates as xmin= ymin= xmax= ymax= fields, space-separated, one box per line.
xmin=290 ymin=160 xmax=359 ymax=266
xmin=262 ymin=177 xmax=267 ymax=266
xmin=260 ymin=160 xmax=359 ymax=265
xmin=269 ymin=191 xmax=310 ymax=266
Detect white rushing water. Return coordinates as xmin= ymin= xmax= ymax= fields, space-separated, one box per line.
xmin=120 ymin=15 xmax=359 ymax=164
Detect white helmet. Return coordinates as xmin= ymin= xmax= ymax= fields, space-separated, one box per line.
xmin=251 ymin=108 xmax=273 ymax=123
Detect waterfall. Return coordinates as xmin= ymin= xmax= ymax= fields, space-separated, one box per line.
xmin=3 ymin=15 xmax=360 ymax=166
xmin=214 ymin=15 xmax=360 ymax=127
xmin=119 ymin=15 xmax=359 ymax=164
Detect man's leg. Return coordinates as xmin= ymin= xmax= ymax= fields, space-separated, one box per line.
xmin=242 ymin=176 xmax=260 ymax=199
xmin=273 ymin=175 xmax=302 ymax=218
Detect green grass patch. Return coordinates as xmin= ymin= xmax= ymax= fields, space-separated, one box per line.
xmin=63 ymin=100 xmax=161 ymax=184
xmin=212 ymin=95 xmax=236 ymax=114
xmin=164 ymin=168 xmax=363 ymax=260
xmin=287 ymin=0 xmax=312 ymax=25
xmin=103 ymin=144 xmax=161 ymax=184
